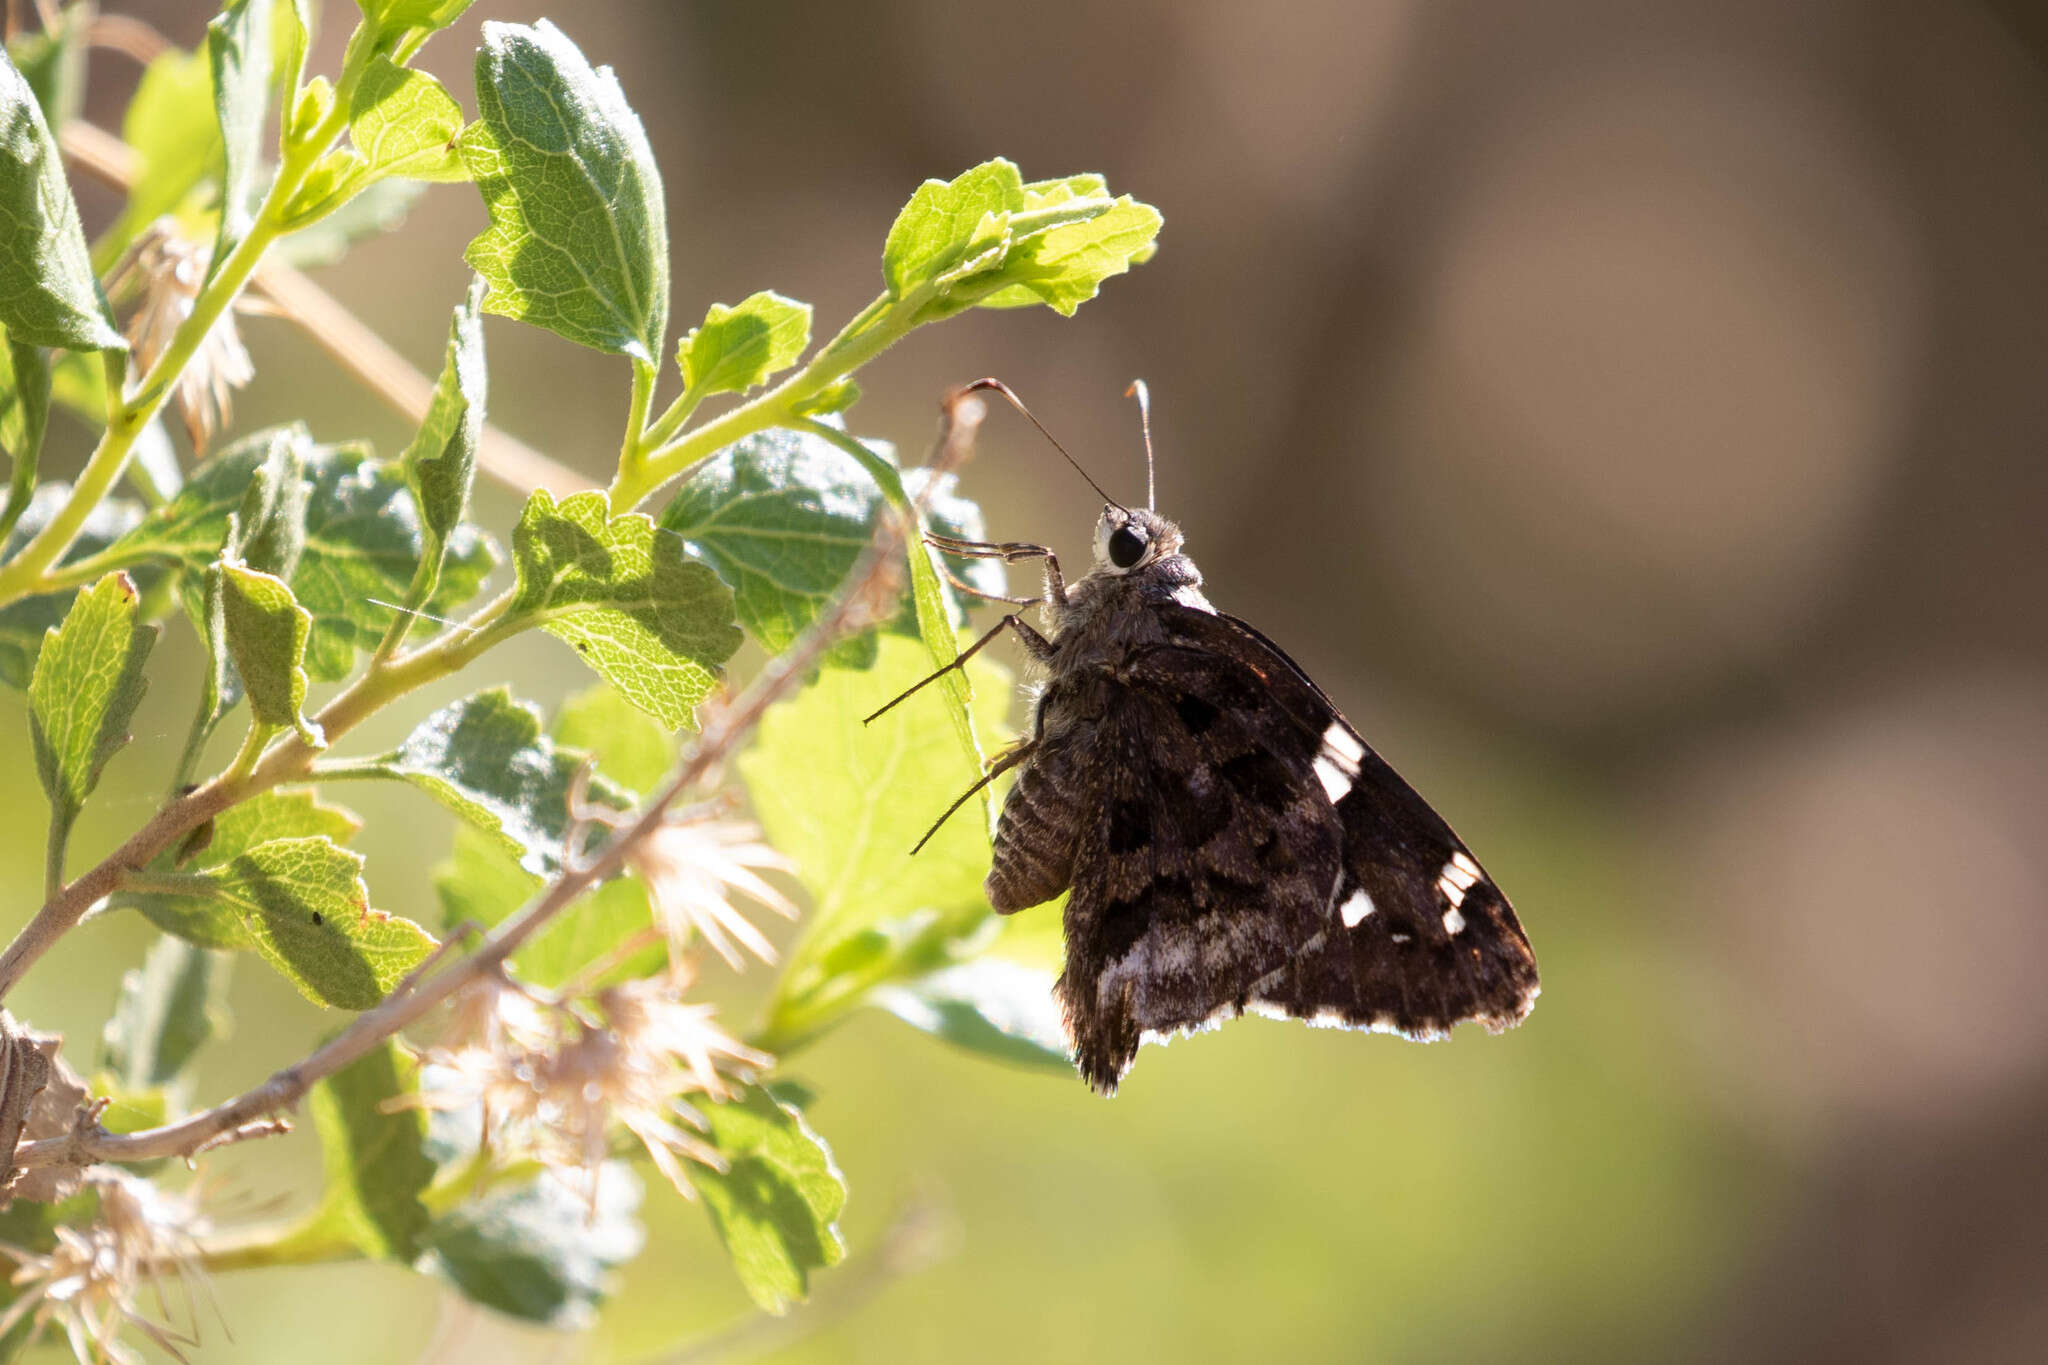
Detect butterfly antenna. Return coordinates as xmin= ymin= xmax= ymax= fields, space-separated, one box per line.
xmin=1126 ymin=379 xmax=1155 ymax=509
xmin=962 ymin=377 xmax=1127 ymax=513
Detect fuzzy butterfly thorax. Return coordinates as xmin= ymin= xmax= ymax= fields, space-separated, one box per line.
xmin=928 ymin=500 xmax=1539 ymax=1094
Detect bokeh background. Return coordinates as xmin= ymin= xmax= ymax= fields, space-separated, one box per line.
xmin=7 ymin=0 xmax=2048 ymax=1360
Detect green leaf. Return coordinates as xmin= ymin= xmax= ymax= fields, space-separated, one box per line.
xmin=784 ymin=418 xmax=994 ymax=812
xmin=112 ymin=426 xmax=306 ymax=570
xmin=462 ymin=21 xmax=669 ymax=360
xmin=101 ymin=936 xmax=229 ymax=1093
xmin=355 ymin=0 xmax=476 ymax=44
xmin=29 ymin=572 xmax=156 ymax=869
xmin=184 ymin=558 xmax=241 ymax=770
xmin=976 ymin=195 xmax=1165 ymax=316
xmin=882 ymin=158 xmax=1024 ymax=298
xmin=150 ymin=836 xmax=436 ymax=1009
xmin=0 ymin=485 xmax=147 ymax=689
xmin=128 ymin=787 xmax=361 ymax=945
xmin=660 ymin=430 xmax=996 ymax=668
xmin=0 ymin=333 xmax=51 ymax=542
xmin=401 ymin=277 xmax=486 ymax=555
xmin=747 ymin=634 xmax=1013 ymax=1035
xmin=876 ymin=160 xmax=1159 ymax=323
xmin=358 ymin=687 xmax=629 ymax=875
xmin=308 ymin=1041 xmax=434 ymax=1260
xmin=422 ymin=1164 xmax=643 ymax=1328
xmin=677 ymin=292 xmax=811 ymax=399
xmin=226 ymin=424 xmax=311 ymax=580
xmin=349 ymin=56 xmax=466 ymax=183
xmin=506 ymin=488 xmax=742 ymax=729
xmin=658 ymin=426 xmax=888 ymax=666
xmin=434 ymin=825 xmax=664 ymax=990
xmin=550 ymin=681 xmax=673 ymax=794
xmin=220 ymin=562 xmax=322 ymax=746
xmin=900 ymin=465 xmax=1008 ymax=630
xmin=206 ymin=0 xmax=273 ymax=269
xmin=694 ymin=1088 xmax=846 ymax=1314
xmin=0 ymin=48 xmax=123 ymax=349
xmin=870 ymin=952 xmax=1069 ymax=1073
xmin=105 ymin=429 xmax=498 ymax=680
xmin=104 ymin=47 xmax=220 ymax=265
xmin=291 ymin=439 xmax=497 ymax=677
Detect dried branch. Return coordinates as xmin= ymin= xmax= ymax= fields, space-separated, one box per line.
xmin=12 ymin=387 xmax=988 ymax=1175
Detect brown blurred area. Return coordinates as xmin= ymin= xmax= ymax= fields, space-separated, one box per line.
xmin=58 ymin=1 xmax=2048 ymax=1361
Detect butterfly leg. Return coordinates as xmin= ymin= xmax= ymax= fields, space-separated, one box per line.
xmin=932 ymin=557 xmax=1042 ymax=608
xmin=922 ymin=532 xmax=1067 ymax=605
xmin=864 ymin=613 xmax=1052 ymax=725
xmin=909 ymin=740 xmax=1033 ymax=855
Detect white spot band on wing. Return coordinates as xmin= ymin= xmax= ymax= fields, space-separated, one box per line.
xmin=1313 ymin=722 xmax=1363 ymax=804
xmin=1340 ymin=887 xmax=1376 ymax=927
xmin=1437 ymin=851 xmax=1483 ymax=910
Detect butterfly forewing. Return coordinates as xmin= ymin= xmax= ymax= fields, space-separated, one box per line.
xmin=988 ymin=599 xmax=1538 ymax=1094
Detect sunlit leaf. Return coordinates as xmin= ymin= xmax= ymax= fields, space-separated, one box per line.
xmin=462 ymin=21 xmax=668 ymax=359
xmin=506 ymin=488 xmax=741 ymax=729
xmin=103 ymin=46 xmax=219 ymax=266
xmin=659 ymin=426 xmax=888 ymax=666
xmin=128 ymin=788 xmax=361 ymax=946
xmin=400 ymin=276 xmax=486 ymax=597
xmin=28 ymin=572 xmax=156 ymax=872
xmin=694 ymin=1088 xmax=846 ymax=1314
xmin=103 ymin=428 xmax=498 ymax=681
xmin=0 ymin=485 xmax=148 ymax=689
xmin=144 ymin=835 xmax=435 ymax=1010
xmin=0 ymin=49 xmax=123 ymax=349
xmin=0 ymin=333 xmax=51 ymax=543
xmin=350 ymin=56 xmax=466 ymax=184
xmin=434 ymin=825 xmax=664 ymax=990
xmin=422 ymin=1164 xmax=643 ymax=1329
xmin=550 ymin=680 xmax=673 ymax=794
xmin=677 ymin=291 xmax=811 ymax=399
xmin=100 ymin=936 xmax=229 ymax=1093
xmin=748 ymin=635 xmax=1014 ymax=1042
xmin=220 ymin=563 xmax=322 ymax=745
xmin=309 ymin=1041 xmax=434 ymax=1260
xmin=357 ymin=687 xmax=629 ymax=876
xmin=354 ymin=0 xmax=476 ymax=44
xmin=882 ymin=158 xmax=1024 ymax=298
xmin=976 ymin=196 xmax=1164 ymax=316
xmin=206 ymin=0 xmax=273 ymax=269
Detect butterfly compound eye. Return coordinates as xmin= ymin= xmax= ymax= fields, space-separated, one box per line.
xmin=1108 ymin=523 xmax=1148 ymax=568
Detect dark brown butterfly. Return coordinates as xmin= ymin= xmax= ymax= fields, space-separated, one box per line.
xmin=884 ymin=381 xmax=1539 ymax=1093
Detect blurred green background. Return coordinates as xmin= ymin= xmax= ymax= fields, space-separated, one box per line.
xmin=10 ymin=0 xmax=2048 ymax=1360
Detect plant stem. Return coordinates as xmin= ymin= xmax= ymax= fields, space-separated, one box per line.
xmin=0 ymin=579 xmax=510 ymax=1004
xmin=606 ymin=292 xmax=912 ymax=512
xmin=11 ymin=492 xmax=921 ymax=1173
xmin=0 ymin=26 xmax=369 ymax=610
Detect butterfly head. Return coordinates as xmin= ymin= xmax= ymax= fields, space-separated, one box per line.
xmin=1094 ymin=505 xmax=1183 ymax=575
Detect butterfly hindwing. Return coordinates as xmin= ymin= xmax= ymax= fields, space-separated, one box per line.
xmin=990 ymin=600 xmax=1538 ymax=1093
xmin=1060 ymin=643 xmax=1346 ymax=1091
